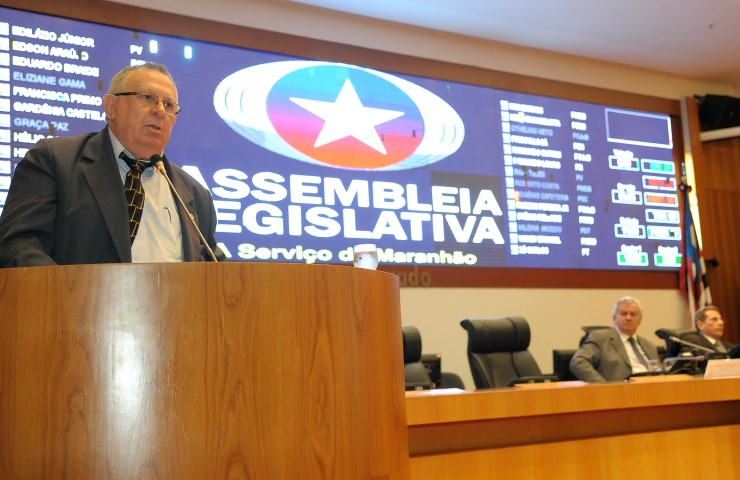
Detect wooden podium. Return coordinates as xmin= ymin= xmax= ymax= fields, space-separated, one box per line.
xmin=0 ymin=262 xmax=409 ymax=479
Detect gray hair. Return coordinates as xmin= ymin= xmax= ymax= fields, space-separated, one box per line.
xmin=107 ymin=62 xmax=177 ymax=98
xmin=612 ymin=295 xmax=642 ymax=317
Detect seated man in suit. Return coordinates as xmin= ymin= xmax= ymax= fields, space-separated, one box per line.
xmin=570 ymin=296 xmax=660 ymax=383
xmin=681 ymin=306 xmax=736 ymax=357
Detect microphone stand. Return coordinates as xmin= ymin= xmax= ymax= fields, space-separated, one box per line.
xmin=668 ymin=335 xmax=723 ymax=355
xmin=665 ymin=336 xmax=729 ymax=375
xmin=151 ymin=156 xmax=219 ymax=262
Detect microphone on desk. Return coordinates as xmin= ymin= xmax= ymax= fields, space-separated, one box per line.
xmin=668 ymin=336 xmax=722 ymax=355
xmin=150 ymin=154 xmax=219 ymax=262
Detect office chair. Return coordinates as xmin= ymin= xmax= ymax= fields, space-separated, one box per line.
xmin=579 ymin=325 xmax=611 ymax=346
xmin=401 ymin=325 xmax=465 ymax=390
xmin=460 ymin=316 xmax=558 ymax=388
xmin=402 ymin=325 xmax=435 ymax=390
xmin=655 ymin=327 xmax=699 ymax=357
xmin=552 ymin=348 xmax=578 ymax=381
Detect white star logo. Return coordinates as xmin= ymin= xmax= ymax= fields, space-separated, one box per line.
xmin=290 ymin=79 xmax=404 ymax=154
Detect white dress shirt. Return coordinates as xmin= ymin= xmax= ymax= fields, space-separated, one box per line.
xmin=616 ymin=329 xmax=648 ymax=373
xmin=110 ymin=133 xmax=183 ymax=262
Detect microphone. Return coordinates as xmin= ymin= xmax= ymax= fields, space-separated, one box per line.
xmin=150 ymin=154 xmax=219 ymax=262
xmin=668 ymin=335 xmax=720 ymax=355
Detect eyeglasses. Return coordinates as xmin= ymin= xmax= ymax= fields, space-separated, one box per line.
xmin=114 ymin=91 xmax=181 ymax=116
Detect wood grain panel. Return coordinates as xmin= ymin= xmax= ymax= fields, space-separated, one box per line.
xmin=698 ymin=140 xmax=740 ymax=343
xmin=687 ymin=95 xmax=740 ymax=343
xmin=0 ymin=263 xmax=409 ymax=479
xmin=409 ymin=425 xmax=740 ymax=480
xmin=701 ymin=137 xmax=740 ymax=190
xmin=406 ymin=378 xmax=740 ymax=479
xmin=406 ymin=376 xmax=740 ymax=425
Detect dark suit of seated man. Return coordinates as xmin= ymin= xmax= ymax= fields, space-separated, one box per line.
xmin=570 ymin=296 xmax=659 ymax=383
xmin=681 ymin=306 xmax=736 ymax=357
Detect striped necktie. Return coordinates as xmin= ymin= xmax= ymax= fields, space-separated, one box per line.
xmin=120 ymin=152 xmax=149 ymax=244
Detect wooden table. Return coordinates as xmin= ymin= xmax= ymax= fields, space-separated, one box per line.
xmin=406 ymin=375 xmax=740 ymax=479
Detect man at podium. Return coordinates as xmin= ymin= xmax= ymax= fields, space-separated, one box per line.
xmin=0 ymin=63 xmax=224 ymax=267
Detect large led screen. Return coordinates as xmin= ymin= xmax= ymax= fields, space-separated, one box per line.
xmin=0 ymin=6 xmax=682 ymax=270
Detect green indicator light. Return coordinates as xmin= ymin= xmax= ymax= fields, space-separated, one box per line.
xmin=643 ymin=160 xmax=675 ymax=175
xmin=654 ymin=254 xmax=681 ymax=267
xmin=617 ymin=252 xmax=649 ymax=266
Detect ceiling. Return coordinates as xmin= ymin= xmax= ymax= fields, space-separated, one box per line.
xmin=288 ymin=0 xmax=740 ymax=88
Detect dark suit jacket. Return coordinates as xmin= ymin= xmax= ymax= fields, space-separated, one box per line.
xmin=570 ymin=328 xmax=659 ymax=383
xmin=0 ymin=128 xmax=224 ymax=267
xmin=680 ymin=333 xmax=735 ymax=355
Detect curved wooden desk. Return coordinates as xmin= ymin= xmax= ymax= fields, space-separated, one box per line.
xmin=406 ymin=376 xmax=740 ymax=479
xmin=0 ymin=263 xmax=408 ymax=479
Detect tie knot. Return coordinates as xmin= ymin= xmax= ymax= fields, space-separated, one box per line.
xmin=119 ymin=151 xmax=151 ymax=172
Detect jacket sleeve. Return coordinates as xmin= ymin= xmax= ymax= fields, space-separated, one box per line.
xmin=0 ymin=141 xmax=59 ymax=267
xmin=570 ymin=338 xmax=607 ymax=383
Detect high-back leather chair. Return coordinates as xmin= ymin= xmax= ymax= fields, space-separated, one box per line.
xmin=401 ymin=325 xmax=466 ymax=390
xmin=402 ymin=324 xmax=435 ymax=390
xmin=579 ymin=325 xmax=611 ymax=346
xmin=655 ymin=327 xmax=698 ymax=357
xmin=460 ymin=316 xmax=558 ymax=388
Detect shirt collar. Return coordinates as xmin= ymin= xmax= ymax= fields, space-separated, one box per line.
xmin=108 ymin=128 xmax=164 ymax=161
xmin=615 ymin=327 xmax=633 ymax=343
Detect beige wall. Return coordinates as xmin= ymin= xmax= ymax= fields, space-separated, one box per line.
xmin=116 ymin=0 xmax=713 ymax=388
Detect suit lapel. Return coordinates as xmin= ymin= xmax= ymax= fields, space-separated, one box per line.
xmin=702 ymin=336 xmax=727 ymax=353
xmin=81 ymin=129 xmax=132 ymax=262
xmin=78 ymin=136 xmax=204 ymax=262
xmin=160 ymin=156 xmax=200 ymax=260
xmin=635 ymin=337 xmax=653 ymax=359
xmin=611 ymin=330 xmax=631 ymax=366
